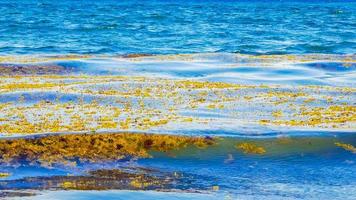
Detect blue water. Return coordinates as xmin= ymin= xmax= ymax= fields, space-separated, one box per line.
xmin=0 ymin=1 xmax=355 ymax=200
xmin=0 ymin=0 xmax=355 ymax=55
xmin=2 ymin=135 xmax=356 ymax=200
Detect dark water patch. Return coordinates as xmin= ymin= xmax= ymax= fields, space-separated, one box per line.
xmin=0 ymin=168 xmax=208 ymax=193
xmin=0 ymin=191 xmax=36 ymax=198
xmin=0 ymin=63 xmax=73 ymax=75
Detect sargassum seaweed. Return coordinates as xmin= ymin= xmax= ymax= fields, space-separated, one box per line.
xmin=236 ymin=142 xmax=266 ymax=154
xmin=0 ymin=132 xmax=217 ymax=167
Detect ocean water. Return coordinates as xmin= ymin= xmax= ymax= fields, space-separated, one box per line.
xmin=0 ymin=1 xmax=355 ymax=200
xmin=0 ymin=0 xmax=355 ymax=55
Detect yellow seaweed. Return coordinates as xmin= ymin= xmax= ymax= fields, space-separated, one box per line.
xmin=335 ymin=142 xmax=356 ymax=153
xmin=0 ymin=132 xmax=217 ymax=167
xmin=236 ymin=142 xmax=266 ymax=154
xmin=0 ymin=172 xmax=10 ymax=178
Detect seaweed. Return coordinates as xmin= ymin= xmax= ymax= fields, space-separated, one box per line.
xmin=335 ymin=142 xmax=356 ymax=153
xmin=236 ymin=142 xmax=266 ymax=154
xmin=0 ymin=133 xmax=217 ymax=167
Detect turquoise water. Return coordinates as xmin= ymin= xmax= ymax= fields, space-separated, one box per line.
xmin=0 ymin=1 xmax=355 ymax=200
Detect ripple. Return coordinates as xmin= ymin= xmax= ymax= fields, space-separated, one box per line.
xmin=0 ymin=1 xmax=355 ymax=55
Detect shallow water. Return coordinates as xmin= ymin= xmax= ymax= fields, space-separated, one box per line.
xmin=0 ymin=54 xmax=354 ymax=137
xmin=0 ymin=54 xmax=355 ymax=200
xmin=1 ymin=135 xmax=355 ymax=200
xmin=0 ymin=0 xmax=355 ymax=199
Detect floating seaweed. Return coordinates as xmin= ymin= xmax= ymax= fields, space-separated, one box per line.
xmin=0 ymin=168 xmax=190 ymax=191
xmin=335 ymin=142 xmax=356 ymax=153
xmin=0 ymin=172 xmax=10 ymax=178
xmin=236 ymin=142 xmax=266 ymax=154
xmin=0 ymin=74 xmax=354 ymax=137
xmin=0 ymin=133 xmax=217 ymax=167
